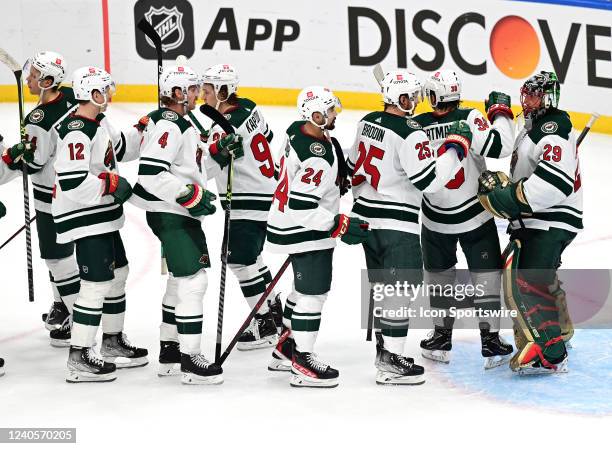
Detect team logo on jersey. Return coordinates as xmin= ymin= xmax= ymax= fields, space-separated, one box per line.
xmin=406 ymin=118 xmax=421 ymax=129
xmin=161 ymin=110 xmax=178 ymax=121
xmin=29 ymin=109 xmax=44 ymax=123
xmin=541 ymin=121 xmax=558 ymax=134
xmin=309 ymin=142 xmax=326 ymax=156
xmin=199 ymin=254 xmax=210 ymax=266
xmin=67 ymin=120 xmax=84 ymax=130
xmin=224 ymin=113 xmax=232 ymax=121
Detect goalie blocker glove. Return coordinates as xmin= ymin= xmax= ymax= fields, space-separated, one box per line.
xmin=329 ymin=213 xmax=370 ymax=245
xmin=176 ymin=184 xmax=217 ymax=217
xmin=437 ymin=121 xmax=471 ymax=161
xmin=485 ymin=91 xmax=514 ymax=122
xmin=477 ymin=170 xmax=532 ymax=220
xmin=208 ymin=133 xmax=244 ymax=168
xmin=99 ymin=172 xmax=133 ymax=204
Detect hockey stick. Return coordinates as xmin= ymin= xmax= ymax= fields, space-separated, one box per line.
xmin=373 ymin=64 xmax=385 ymax=87
xmin=577 ymin=113 xmax=600 ymax=147
xmin=199 ymin=104 xmax=235 ymax=363
xmin=0 ymin=48 xmax=34 ymax=302
xmin=0 ymin=215 xmax=37 ymax=251
xmin=136 ymin=18 xmax=168 ymax=274
xmin=218 ymin=257 xmax=291 ymax=366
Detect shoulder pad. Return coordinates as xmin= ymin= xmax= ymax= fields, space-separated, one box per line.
xmin=528 ymin=109 xmax=572 ymax=144
xmin=361 ymin=111 xmax=421 ymax=139
xmin=286 ymin=121 xmax=334 ymax=166
xmin=57 ymin=115 xmax=99 ymax=140
xmin=149 ymin=108 xmax=192 ymax=133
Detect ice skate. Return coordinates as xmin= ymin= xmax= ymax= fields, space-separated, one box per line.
xmin=269 ymin=293 xmax=284 ymax=332
xmin=66 ymin=346 xmax=116 ymax=383
xmin=268 ymin=327 xmax=293 ymax=372
xmin=420 ymin=328 xmax=452 ymax=363
xmin=511 ymin=342 xmax=569 ymax=375
xmin=158 ymin=341 xmax=181 ymax=376
xmin=50 ymin=321 xmax=71 ymax=348
xmin=100 ymin=333 xmax=148 ymax=368
xmin=43 ymin=301 xmax=70 ymax=331
xmin=180 ymin=353 xmax=223 ymax=385
xmin=481 ymin=330 xmax=513 ymax=369
xmin=290 ymin=350 xmax=339 ymax=388
xmin=375 ymin=333 xmax=425 ymax=385
xmin=237 ymin=311 xmax=278 ymax=351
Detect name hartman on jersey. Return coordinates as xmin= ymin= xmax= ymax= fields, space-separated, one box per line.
xmin=423 ymin=123 xmax=452 ymax=142
xmin=361 ymin=123 xmax=385 ymax=142
xmin=245 ymin=109 xmax=262 ymax=134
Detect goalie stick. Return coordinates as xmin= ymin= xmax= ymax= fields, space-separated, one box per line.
xmin=0 ymin=47 xmax=34 ymax=302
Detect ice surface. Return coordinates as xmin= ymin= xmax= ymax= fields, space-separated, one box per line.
xmin=0 ymin=104 xmax=611 ymax=447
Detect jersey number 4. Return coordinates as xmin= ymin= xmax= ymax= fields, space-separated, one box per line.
xmin=353 ymin=142 xmax=384 ymax=190
xmin=273 ymin=156 xmax=289 ymax=211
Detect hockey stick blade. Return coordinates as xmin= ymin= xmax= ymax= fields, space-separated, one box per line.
xmin=373 ymin=64 xmax=385 ymax=87
xmin=0 ymin=48 xmax=21 ymax=72
xmin=577 ymin=112 xmax=600 ymax=148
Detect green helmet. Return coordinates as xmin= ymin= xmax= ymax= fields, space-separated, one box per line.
xmin=520 ymin=71 xmax=560 ymax=117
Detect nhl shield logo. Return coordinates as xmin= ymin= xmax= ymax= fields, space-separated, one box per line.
xmin=144 ymin=6 xmax=185 ymax=52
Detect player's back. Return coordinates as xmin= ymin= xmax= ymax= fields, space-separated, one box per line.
xmin=348 ymin=111 xmax=431 ymax=233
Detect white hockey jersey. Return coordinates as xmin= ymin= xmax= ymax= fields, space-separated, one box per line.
xmin=133 ymin=108 xmax=207 ymax=219
xmin=347 ymin=111 xmax=462 ymax=234
xmin=413 ymin=108 xmax=515 ymax=233
xmin=266 ymin=121 xmax=339 ymax=254
xmin=510 ymin=109 xmax=582 ymax=233
xmin=52 ymin=113 xmax=124 ymax=243
xmin=191 ymin=98 xmax=276 ymax=221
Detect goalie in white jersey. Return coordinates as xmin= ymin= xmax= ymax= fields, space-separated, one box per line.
xmin=53 ymin=67 xmax=147 ymax=382
xmin=478 ymin=71 xmax=581 ymax=374
xmin=198 ymin=64 xmax=282 ymax=351
xmin=347 ymin=70 xmax=463 ymax=385
xmin=412 ymin=70 xmax=516 ymax=368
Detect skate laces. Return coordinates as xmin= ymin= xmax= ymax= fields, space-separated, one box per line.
xmin=84 ymin=348 xmax=104 ymax=367
xmin=118 ymin=333 xmax=137 ymax=350
xmin=191 ymin=354 xmax=213 ymax=368
xmin=394 ymin=354 xmax=414 ymax=368
xmin=306 ymin=353 xmax=328 ymax=371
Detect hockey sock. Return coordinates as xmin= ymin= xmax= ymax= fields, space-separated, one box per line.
xmin=102 ymin=265 xmax=128 ymax=334
xmin=291 ymin=291 xmax=327 ymax=353
xmin=283 ymin=290 xmax=297 ymax=329
xmin=230 ymin=256 xmax=274 ymax=314
xmin=175 ymin=270 xmax=207 ymax=354
xmin=470 ymin=270 xmax=502 ymax=332
xmin=380 ymin=290 xmax=410 ymax=355
xmin=71 ymin=280 xmax=113 ymax=347
xmin=160 ymin=274 xmax=179 ymax=342
xmin=46 ymin=256 xmax=80 ymax=313
xmin=425 ymin=268 xmax=457 ymax=329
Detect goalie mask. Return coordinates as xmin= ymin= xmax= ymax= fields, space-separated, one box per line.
xmin=380 ymin=70 xmax=422 ymax=115
xmin=72 ymin=66 xmax=115 ymax=110
xmin=520 ymin=71 xmax=560 ymax=119
xmin=424 ymin=70 xmax=461 ymax=108
xmin=297 ymin=86 xmax=342 ymax=130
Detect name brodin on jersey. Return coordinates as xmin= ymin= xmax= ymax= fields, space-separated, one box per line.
xmin=361 ymin=123 xmax=386 ymax=142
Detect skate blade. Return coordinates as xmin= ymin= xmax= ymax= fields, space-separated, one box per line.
xmin=50 ymin=339 xmax=71 ymax=348
xmin=0 ymin=369 xmax=5 ymax=377
xmin=237 ymin=336 xmax=278 ymax=351
xmin=375 ymin=370 xmax=425 ymax=386
xmin=65 ymin=369 xmax=117 ymax=383
xmin=181 ymin=372 xmax=224 ymax=385
xmin=268 ymin=357 xmax=292 ymax=372
xmin=422 ymin=349 xmax=450 ymax=364
xmin=289 ymin=373 xmax=339 ymax=388
xmin=483 ymin=353 xmax=512 ymax=370
xmin=102 ymin=356 xmax=148 ymax=369
xmin=158 ymin=363 xmax=181 ymax=377
xmin=516 ymin=359 xmax=569 ymax=375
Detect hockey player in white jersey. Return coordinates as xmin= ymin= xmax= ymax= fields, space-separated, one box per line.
xmin=478 ymin=71 xmax=580 ymax=374
xmin=347 ymin=70 xmax=463 ymax=385
xmin=266 ymin=86 xmax=370 ymax=387
xmin=413 ymin=70 xmax=515 ymax=368
xmin=53 ymin=67 xmax=147 ymax=382
xmin=134 ymin=64 xmax=241 ymax=385
xmin=199 ymin=64 xmax=282 ymax=350
xmin=0 ymin=52 xmax=81 ymax=344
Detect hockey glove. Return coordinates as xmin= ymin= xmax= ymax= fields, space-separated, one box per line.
xmin=438 ymin=121 xmax=471 ymax=161
xmin=0 ymin=200 xmax=6 ymax=219
xmin=134 ymin=115 xmax=150 ymax=133
xmin=2 ymin=140 xmax=37 ymax=167
xmin=329 ymin=214 xmax=370 ymax=245
xmin=485 ymin=91 xmax=514 ymax=122
xmin=176 ymin=184 xmax=217 ymax=217
xmin=478 ymin=170 xmax=510 ymax=194
xmin=209 ymin=133 xmax=244 ymax=168
xmin=99 ymin=172 xmax=133 ymax=204
xmin=478 ymin=175 xmax=532 ymax=220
